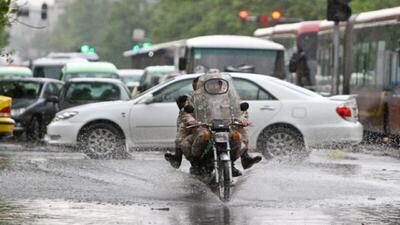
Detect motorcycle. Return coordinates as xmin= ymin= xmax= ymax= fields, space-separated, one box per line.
xmin=184 ymin=72 xmax=249 ymax=201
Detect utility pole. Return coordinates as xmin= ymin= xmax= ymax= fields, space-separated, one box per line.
xmin=332 ymin=21 xmax=340 ymax=95
xmin=326 ymin=0 xmax=352 ymax=95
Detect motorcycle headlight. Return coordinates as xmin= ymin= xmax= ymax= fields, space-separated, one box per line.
xmin=11 ymin=108 xmax=26 ymax=117
xmin=53 ymin=111 xmax=78 ymax=122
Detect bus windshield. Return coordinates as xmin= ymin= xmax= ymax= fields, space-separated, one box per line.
xmin=191 ymin=48 xmax=284 ymax=77
xmin=33 ymin=66 xmax=63 ymax=80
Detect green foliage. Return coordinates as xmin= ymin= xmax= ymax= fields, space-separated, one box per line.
xmin=0 ymin=0 xmax=11 ymax=28
xmin=50 ymin=0 xmax=148 ymax=68
xmin=149 ymin=0 xmax=400 ymax=43
xmin=149 ymin=0 xmax=328 ymax=42
xmin=47 ymin=0 xmax=400 ymax=67
xmin=95 ymin=0 xmax=149 ymax=68
xmin=350 ymin=0 xmax=400 ymax=13
xmin=0 ymin=0 xmax=13 ymax=51
xmin=51 ymin=0 xmax=113 ymax=53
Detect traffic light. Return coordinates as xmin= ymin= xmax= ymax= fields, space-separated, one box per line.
xmin=257 ymin=16 xmax=268 ymax=27
xmin=41 ymin=3 xmax=48 ymax=20
xmin=17 ymin=6 xmax=29 ymax=17
xmin=238 ymin=10 xmax=249 ymax=21
xmin=132 ymin=44 xmax=140 ymax=52
xmin=327 ymin=0 xmax=352 ymax=22
xmin=271 ymin=10 xmax=283 ymax=22
xmin=80 ymin=44 xmax=95 ymax=54
xmin=142 ymin=42 xmax=152 ymax=49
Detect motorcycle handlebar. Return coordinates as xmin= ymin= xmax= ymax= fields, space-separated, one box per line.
xmin=186 ymin=121 xmax=246 ymax=129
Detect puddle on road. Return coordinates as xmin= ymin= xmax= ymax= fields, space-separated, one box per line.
xmin=0 ymin=198 xmax=399 ymax=225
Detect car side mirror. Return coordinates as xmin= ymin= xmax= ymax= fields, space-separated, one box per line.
xmin=179 ymin=57 xmax=186 ymax=71
xmin=47 ymin=96 xmax=59 ymax=103
xmin=141 ymin=95 xmax=154 ymax=104
xmin=240 ymin=102 xmax=249 ymax=111
xmin=184 ymin=105 xmax=194 ymax=113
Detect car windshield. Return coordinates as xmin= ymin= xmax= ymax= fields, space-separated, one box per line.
xmin=64 ymin=73 xmax=118 ymax=81
xmin=0 ymin=80 xmax=42 ymax=99
xmin=191 ymin=48 xmax=282 ymax=75
xmin=33 ymin=66 xmax=63 ymax=80
xmin=65 ymin=82 xmax=121 ymax=101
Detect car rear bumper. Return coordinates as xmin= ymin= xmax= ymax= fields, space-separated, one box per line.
xmin=45 ymin=120 xmax=82 ymax=146
xmin=0 ymin=117 xmax=14 ymax=137
xmin=302 ymin=121 xmax=363 ymax=148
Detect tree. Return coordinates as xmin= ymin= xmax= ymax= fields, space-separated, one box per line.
xmin=149 ymin=0 xmax=400 ymax=43
xmin=50 ymin=0 xmax=149 ymax=68
xmin=0 ymin=0 xmax=16 ymax=60
xmin=96 ymin=0 xmax=149 ymax=68
xmin=50 ymin=0 xmax=113 ymax=56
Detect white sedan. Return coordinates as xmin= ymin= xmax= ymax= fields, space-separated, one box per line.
xmin=46 ymin=73 xmax=363 ymax=159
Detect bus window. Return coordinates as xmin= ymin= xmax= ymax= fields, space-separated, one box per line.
xmin=33 ymin=66 xmax=63 ymax=80
xmin=190 ymin=48 xmax=283 ymax=77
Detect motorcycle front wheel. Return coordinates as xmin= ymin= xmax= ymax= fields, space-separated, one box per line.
xmin=218 ymin=160 xmax=232 ymax=202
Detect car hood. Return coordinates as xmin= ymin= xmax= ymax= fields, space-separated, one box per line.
xmin=12 ymin=98 xmax=37 ymax=109
xmin=58 ymin=100 xmax=133 ymax=114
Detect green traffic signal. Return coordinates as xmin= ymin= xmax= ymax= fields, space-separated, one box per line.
xmin=81 ymin=45 xmax=90 ymax=53
xmin=143 ymin=42 xmax=152 ymax=48
xmin=132 ymin=44 xmax=140 ymax=52
xmin=81 ymin=45 xmax=95 ymax=54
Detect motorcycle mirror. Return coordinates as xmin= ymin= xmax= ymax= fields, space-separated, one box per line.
xmin=240 ymin=102 xmax=249 ymax=111
xmin=184 ymin=105 xmax=194 ymax=113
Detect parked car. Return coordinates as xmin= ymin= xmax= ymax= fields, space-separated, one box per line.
xmin=46 ymin=73 xmax=363 ymax=159
xmin=59 ymin=78 xmax=131 ymax=110
xmin=0 ymin=66 xmax=32 ymax=79
xmin=0 ymin=78 xmax=63 ymax=140
xmin=0 ymin=95 xmax=14 ymax=138
xmin=61 ymin=62 xmax=119 ymax=81
xmin=32 ymin=57 xmax=87 ymax=80
xmin=118 ymin=69 xmax=143 ymax=95
xmin=138 ymin=65 xmax=175 ymax=93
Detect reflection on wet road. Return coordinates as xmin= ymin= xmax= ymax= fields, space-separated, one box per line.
xmin=0 ymin=144 xmax=400 ymax=224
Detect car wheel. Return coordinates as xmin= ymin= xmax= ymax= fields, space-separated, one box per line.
xmin=78 ymin=123 xmax=128 ymax=159
xmin=26 ymin=116 xmax=43 ymax=142
xmin=257 ymin=126 xmax=308 ymax=160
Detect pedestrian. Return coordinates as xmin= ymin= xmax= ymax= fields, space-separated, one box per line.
xmin=289 ymin=47 xmax=311 ymax=87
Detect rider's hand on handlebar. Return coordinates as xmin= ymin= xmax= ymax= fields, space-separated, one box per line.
xmin=187 ymin=119 xmax=199 ymax=126
xmin=239 ymin=118 xmax=251 ymax=127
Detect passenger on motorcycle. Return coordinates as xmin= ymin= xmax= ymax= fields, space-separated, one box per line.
xmin=164 ymin=77 xmax=199 ymax=168
xmin=166 ymin=71 xmax=261 ymax=176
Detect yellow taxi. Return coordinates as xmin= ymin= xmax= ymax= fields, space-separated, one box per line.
xmin=0 ymin=96 xmax=14 ymax=138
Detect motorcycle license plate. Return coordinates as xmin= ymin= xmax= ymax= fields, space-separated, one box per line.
xmin=215 ymin=132 xmax=229 ymax=143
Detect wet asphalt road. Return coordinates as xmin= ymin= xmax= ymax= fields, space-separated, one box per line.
xmin=0 ymin=143 xmax=400 ymax=225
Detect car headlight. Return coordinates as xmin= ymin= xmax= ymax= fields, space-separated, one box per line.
xmin=11 ymin=108 xmax=26 ymax=117
xmin=53 ymin=111 xmax=78 ymax=121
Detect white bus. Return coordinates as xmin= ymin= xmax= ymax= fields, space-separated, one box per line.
xmin=123 ymin=35 xmax=285 ymax=79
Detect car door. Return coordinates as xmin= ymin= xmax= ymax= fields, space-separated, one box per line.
xmin=130 ymin=79 xmax=193 ymax=147
xmin=233 ymin=78 xmax=282 ymax=138
xmin=42 ymin=83 xmax=60 ymax=124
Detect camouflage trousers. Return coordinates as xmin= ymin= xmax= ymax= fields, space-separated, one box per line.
xmin=180 ymin=127 xmax=247 ymax=161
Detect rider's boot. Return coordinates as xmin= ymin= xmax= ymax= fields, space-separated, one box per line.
xmin=164 ymin=148 xmax=183 ymax=169
xmin=189 ymin=159 xmax=203 ymax=176
xmin=241 ymin=151 xmax=262 ymax=170
xmin=231 ymin=162 xmax=242 ymax=177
